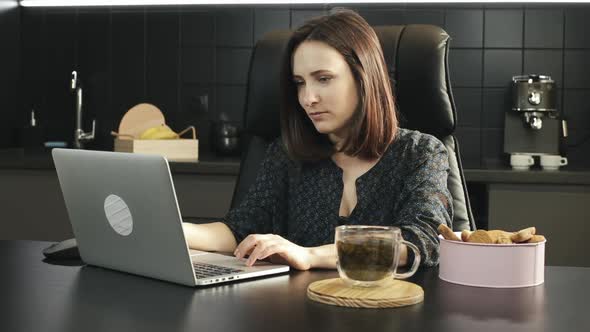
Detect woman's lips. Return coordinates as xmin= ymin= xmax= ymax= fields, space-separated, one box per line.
xmin=309 ymin=112 xmax=328 ymax=120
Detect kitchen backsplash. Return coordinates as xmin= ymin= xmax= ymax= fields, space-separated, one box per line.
xmin=0 ymin=0 xmax=19 ymax=152
xmin=2 ymin=2 xmax=590 ymax=166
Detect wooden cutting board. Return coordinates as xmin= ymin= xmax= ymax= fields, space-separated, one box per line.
xmin=117 ymin=103 xmax=165 ymax=139
xmin=307 ymin=277 xmax=424 ymax=308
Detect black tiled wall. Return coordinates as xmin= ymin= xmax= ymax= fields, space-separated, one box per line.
xmin=14 ymin=3 xmax=590 ymax=166
xmin=447 ymin=5 xmax=590 ymax=168
xmin=0 ymin=1 xmax=20 ymax=149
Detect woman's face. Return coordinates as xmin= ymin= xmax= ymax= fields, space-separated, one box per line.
xmin=292 ymin=40 xmax=359 ymax=144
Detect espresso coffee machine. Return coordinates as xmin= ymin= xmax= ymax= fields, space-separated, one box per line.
xmin=503 ymin=74 xmax=568 ymax=170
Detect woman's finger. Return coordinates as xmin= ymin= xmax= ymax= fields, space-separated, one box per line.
xmin=245 ymin=238 xmax=284 ymax=266
xmin=234 ymin=234 xmax=265 ymax=259
xmin=245 ymin=241 xmax=270 ymax=266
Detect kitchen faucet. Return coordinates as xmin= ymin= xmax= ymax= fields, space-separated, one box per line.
xmin=70 ymin=71 xmax=96 ymax=149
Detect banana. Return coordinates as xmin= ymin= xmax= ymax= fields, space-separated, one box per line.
xmin=139 ymin=125 xmax=179 ymax=140
xmin=149 ymin=128 xmax=179 ymax=139
xmin=139 ymin=126 xmax=162 ymax=139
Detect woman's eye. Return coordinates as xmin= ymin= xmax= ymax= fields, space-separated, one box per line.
xmin=293 ymin=80 xmax=304 ymax=86
xmin=318 ymin=76 xmax=332 ymax=83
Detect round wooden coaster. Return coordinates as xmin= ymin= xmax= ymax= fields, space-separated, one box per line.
xmin=307 ymin=278 xmax=424 ymax=308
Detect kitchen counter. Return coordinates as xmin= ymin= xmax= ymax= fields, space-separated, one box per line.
xmin=464 ymin=167 xmax=590 ymax=185
xmin=1 ymin=148 xmax=589 ymax=184
xmin=0 ymin=148 xmax=240 ymax=176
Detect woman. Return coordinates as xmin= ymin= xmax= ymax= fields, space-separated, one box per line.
xmin=183 ymin=9 xmax=453 ymax=270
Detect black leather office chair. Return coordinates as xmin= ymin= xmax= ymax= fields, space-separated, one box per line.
xmin=231 ymin=24 xmax=476 ymax=232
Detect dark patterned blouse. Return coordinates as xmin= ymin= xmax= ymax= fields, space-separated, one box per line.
xmin=222 ymin=128 xmax=453 ymax=267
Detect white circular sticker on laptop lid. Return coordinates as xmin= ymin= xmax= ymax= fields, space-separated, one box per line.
xmin=104 ymin=194 xmax=133 ymax=236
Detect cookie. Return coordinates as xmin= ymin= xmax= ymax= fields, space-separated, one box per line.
xmin=437 ymin=224 xmax=460 ymax=241
xmin=496 ymin=234 xmax=513 ymax=244
xmin=461 ymin=230 xmax=472 ymax=242
xmin=466 ymin=230 xmax=494 ymax=244
xmin=511 ymin=227 xmax=536 ymax=243
xmin=488 ymin=230 xmax=516 ymax=244
xmin=525 ymin=234 xmax=546 ymax=243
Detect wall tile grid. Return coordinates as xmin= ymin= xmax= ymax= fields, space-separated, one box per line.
xmin=447 ymin=5 xmax=590 ymax=168
xmin=0 ymin=1 xmax=20 ymax=149
xmin=14 ymin=4 xmax=590 ymax=165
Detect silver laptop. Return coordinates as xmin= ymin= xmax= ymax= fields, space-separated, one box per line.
xmin=52 ymin=148 xmax=289 ymax=287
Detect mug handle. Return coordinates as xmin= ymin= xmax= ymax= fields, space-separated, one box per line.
xmin=560 ymin=157 xmax=568 ymax=166
xmin=394 ymin=240 xmax=421 ymax=279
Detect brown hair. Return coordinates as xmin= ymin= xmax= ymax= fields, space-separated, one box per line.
xmin=280 ymin=9 xmax=398 ymax=162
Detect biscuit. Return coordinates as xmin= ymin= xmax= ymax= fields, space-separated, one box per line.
xmin=448 ymin=227 xmax=545 ymax=245
xmin=461 ymin=230 xmax=472 ymax=242
xmin=496 ymin=234 xmax=513 ymax=244
xmin=437 ymin=224 xmax=460 ymax=241
xmin=525 ymin=234 xmax=546 ymax=243
xmin=466 ymin=230 xmax=494 ymax=244
xmin=488 ymin=230 xmax=516 ymax=244
xmin=511 ymin=227 xmax=536 ymax=243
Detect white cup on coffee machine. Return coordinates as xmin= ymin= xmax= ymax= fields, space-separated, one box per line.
xmin=540 ymin=155 xmax=568 ymax=171
xmin=510 ymin=154 xmax=534 ymax=170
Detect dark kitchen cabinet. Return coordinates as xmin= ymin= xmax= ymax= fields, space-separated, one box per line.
xmin=487 ymin=183 xmax=590 ymax=267
xmin=0 ymin=169 xmax=236 ymax=242
xmin=465 ymin=169 xmax=590 ymax=267
xmin=0 ymin=169 xmax=73 ymax=241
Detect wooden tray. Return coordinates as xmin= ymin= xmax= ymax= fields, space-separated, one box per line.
xmin=114 ymin=138 xmax=198 ymax=162
xmin=111 ymin=103 xmax=199 ymax=162
xmin=307 ymin=277 xmax=424 ymax=308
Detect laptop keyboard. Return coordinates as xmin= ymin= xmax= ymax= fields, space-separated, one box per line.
xmin=193 ymin=262 xmax=244 ymax=279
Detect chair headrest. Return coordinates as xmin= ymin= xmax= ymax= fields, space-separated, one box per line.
xmin=244 ymin=25 xmax=456 ymax=140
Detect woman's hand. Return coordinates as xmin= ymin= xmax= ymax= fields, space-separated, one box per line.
xmin=234 ymin=234 xmax=312 ymax=271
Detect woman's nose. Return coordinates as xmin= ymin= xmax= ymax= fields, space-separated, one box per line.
xmin=301 ymin=86 xmax=319 ymax=107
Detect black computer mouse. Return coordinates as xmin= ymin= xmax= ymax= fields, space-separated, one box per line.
xmin=42 ymin=238 xmax=80 ymax=260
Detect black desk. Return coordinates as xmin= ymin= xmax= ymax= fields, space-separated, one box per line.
xmin=2 ymin=241 xmax=589 ymax=332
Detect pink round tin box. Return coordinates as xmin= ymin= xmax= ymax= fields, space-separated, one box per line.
xmin=438 ymin=233 xmax=546 ymax=288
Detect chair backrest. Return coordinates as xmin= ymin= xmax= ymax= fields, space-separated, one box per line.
xmin=231 ymin=24 xmax=476 ymax=231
